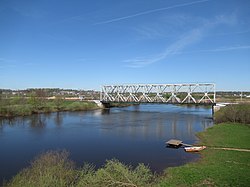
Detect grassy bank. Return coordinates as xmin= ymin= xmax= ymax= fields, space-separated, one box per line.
xmin=4 ymin=123 xmax=250 ymax=187
xmin=0 ymin=99 xmax=99 ymax=117
xmin=159 ymin=123 xmax=250 ymax=186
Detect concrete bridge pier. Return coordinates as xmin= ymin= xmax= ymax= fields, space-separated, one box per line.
xmin=92 ymin=100 xmax=106 ymax=108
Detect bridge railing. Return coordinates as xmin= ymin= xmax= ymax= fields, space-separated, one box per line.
xmin=101 ymin=83 xmax=216 ymax=104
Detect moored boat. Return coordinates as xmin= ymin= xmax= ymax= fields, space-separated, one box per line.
xmin=184 ymin=146 xmax=206 ymax=152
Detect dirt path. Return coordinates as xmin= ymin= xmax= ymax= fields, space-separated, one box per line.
xmin=210 ymin=147 xmax=250 ymax=152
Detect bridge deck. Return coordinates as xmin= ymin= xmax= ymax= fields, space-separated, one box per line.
xmin=101 ymin=101 xmax=216 ymax=106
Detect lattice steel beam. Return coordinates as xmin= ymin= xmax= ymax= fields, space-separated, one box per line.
xmin=101 ymin=83 xmax=216 ymax=104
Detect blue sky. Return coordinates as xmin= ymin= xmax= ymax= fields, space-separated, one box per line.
xmin=0 ymin=0 xmax=250 ymax=91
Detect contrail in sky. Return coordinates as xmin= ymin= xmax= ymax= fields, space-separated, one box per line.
xmin=94 ymin=0 xmax=210 ymax=25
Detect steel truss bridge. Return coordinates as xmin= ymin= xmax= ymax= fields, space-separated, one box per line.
xmin=101 ymin=83 xmax=216 ymax=105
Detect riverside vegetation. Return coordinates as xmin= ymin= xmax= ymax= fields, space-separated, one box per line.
xmin=214 ymin=103 xmax=250 ymax=124
xmin=0 ymin=94 xmax=99 ymax=117
xmin=3 ymin=104 xmax=250 ymax=186
xmin=0 ymin=89 xmax=135 ymax=117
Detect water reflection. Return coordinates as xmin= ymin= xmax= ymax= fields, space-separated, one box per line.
xmin=0 ymin=106 xmax=213 ymax=140
xmin=29 ymin=115 xmax=46 ymax=128
xmin=99 ymin=107 xmax=212 ymax=141
xmin=0 ymin=113 xmax=62 ymax=129
xmin=54 ymin=112 xmax=63 ymax=126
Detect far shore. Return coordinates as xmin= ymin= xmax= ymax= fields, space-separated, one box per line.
xmin=0 ymin=99 xmax=100 ymax=118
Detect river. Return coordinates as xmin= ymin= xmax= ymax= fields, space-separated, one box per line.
xmin=0 ymin=104 xmax=213 ymax=183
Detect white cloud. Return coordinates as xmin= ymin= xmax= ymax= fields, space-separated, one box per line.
xmin=124 ymin=14 xmax=241 ymax=68
xmin=124 ymin=28 xmax=203 ymax=68
xmin=133 ymin=13 xmax=206 ymax=40
xmin=134 ymin=26 xmax=168 ymax=40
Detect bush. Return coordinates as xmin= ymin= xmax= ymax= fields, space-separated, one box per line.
xmin=5 ymin=151 xmax=155 ymax=187
xmin=76 ymin=159 xmax=154 ymax=187
xmin=42 ymin=101 xmax=57 ymax=113
xmin=65 ymin=101 xmax=97 ymax=111
xmin=0 ymin=105 xmax=33 ymax=117
xmin=214 ymin=104 xmax=250 ymax=124
xmin=0 ymin=99 xmax=99 ymax=117
xmin=5 ymin=150 xmax=76 ymax=187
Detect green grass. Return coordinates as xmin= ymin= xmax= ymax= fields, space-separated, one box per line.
xmin=159 ymin=150 xmax=250 ymax=186
xmin=159 ymin=123 xmax=250 ymax=187
xmin=64 ymin=101 xmax=97 ymax=111
xmin=198 ymin=123 xmax=250 ymax=149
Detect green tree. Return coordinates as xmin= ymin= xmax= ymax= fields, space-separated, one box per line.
xmin=28 ymin=89 xmax=47 ymax=111
xmin=54 ymin=96 xmax=64 ymax=110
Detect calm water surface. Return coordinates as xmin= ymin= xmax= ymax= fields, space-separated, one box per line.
xmin=0 ymin=104 xmax=213 ymax=183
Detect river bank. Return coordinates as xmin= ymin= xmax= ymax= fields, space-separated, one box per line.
xmin=158 ymin=123 xmax=250 ymax=186
xmin=0 ymin=97 xmax=141 ymax=117
xmin=0 ymin=100 xmax=100 ymax=117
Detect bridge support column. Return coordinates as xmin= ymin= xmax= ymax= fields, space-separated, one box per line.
xmin=101 ymin=102 xmax=111 ymax=108
xmin=93 ymin=100 xmax=105 ymax=108
xmin=212 ymin=103 xmax=217 ymax=116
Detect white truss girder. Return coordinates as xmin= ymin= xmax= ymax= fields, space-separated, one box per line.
xmin=101 ymin=83 xmax=216 ymax=104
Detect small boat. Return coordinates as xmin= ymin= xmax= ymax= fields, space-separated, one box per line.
xmin=184 ymin=146 xmax=206 ymax=152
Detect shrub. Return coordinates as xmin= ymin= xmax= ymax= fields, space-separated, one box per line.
xmin=0 ymin=105 xmax=33 ymax=117
xmin=0 ymin=99 xmax=99 ymax=117
xmin=42 ymin=101 xmax=57 ymax=113
xmin=5 ymin=152 xmax=155 ymax=187
xmin=214 ymin=104 xmax=250 ymax=124
xmin=65 ymin=101 xmax=97 ymax=111
xmin=5 ymin=150 xmax=76 ymax=187
xmin=76 ymin=159 xmax=154 ymax=187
